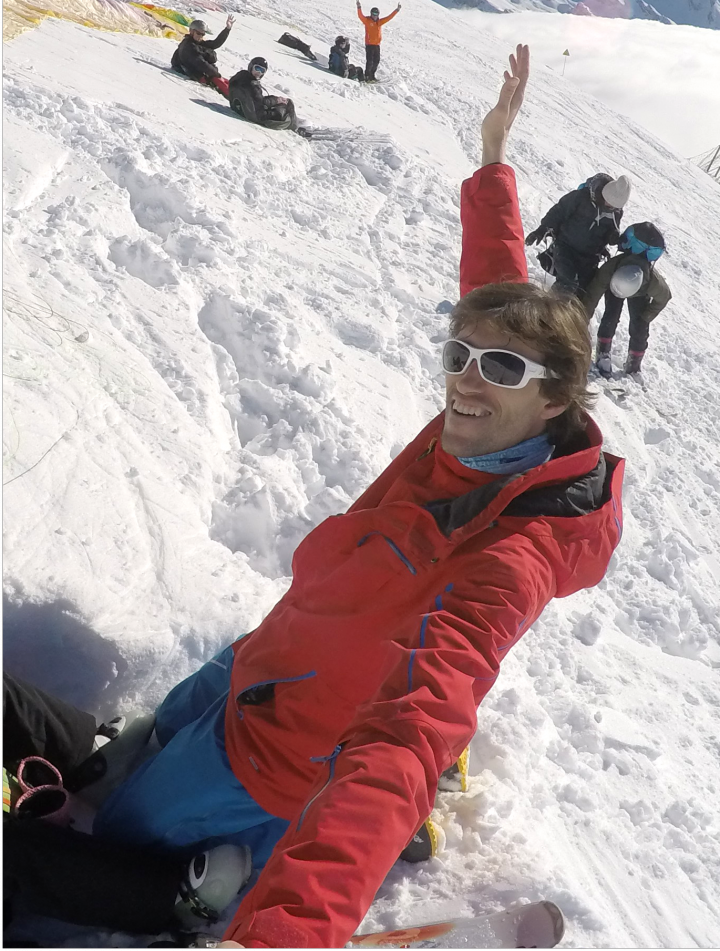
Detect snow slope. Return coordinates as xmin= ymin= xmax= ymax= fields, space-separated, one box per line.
xmin=3 ymin=1 xmax=720 ymax=946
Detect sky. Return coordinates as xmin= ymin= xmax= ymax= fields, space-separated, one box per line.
xmin=3 ymin=0 xmax=720 ymax=946
xmin=464 ymin=9 xmax=720 ymax=157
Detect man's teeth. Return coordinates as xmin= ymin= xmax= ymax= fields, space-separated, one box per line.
xmin=453 ymin=400 xmax=490 ymax=417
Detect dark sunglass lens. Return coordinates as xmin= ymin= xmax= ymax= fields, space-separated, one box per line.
xmin=480 ymin=351 xmax=525 ymax=386
xmin=443 ymin=341 xmax=470 ymax=374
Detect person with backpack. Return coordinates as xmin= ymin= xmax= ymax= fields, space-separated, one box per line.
xmin=356 ymin=1 xmax=401 ymax=82
xmin=329 ymin=35 xmax=365 ymax=81
xmin=170 ymin=16 xmax=234 ymax=97
xmin=583 ymin=222 xmax=671 ymax=377
xmin=525 ymin=173 xmax=631 ymax=298
xmin=93 ymin=47 xmax=624 ymax=950
xmin=228 ymin=58 xmax=304 ymax=133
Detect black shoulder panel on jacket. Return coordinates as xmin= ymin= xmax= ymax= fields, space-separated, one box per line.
xmin=426 ymin=451 xmax=615 ymax=537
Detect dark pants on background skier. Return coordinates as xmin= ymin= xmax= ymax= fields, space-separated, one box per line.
xmin=548 ymin=240 xmax=601 ymax=299
xmin=365 ymin=43 xmax=381 ymax=80
xmin=598 ymin=292 xmax=654 ymax=353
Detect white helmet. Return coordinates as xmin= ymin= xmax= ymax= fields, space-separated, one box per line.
xmin=610 ymin=264 xmax=645 ymax=299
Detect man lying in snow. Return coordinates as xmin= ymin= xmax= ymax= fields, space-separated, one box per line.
xmin=94 ymin=46 xmax=625 ymax=949
xmin=171 ymin=16 xmax=234 ymax=98
xmin=228 ymin=57 xmax=303 ymax=133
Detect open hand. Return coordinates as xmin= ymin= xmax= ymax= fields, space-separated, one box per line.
xmin=481 ymin=44 xmax=529 ymax=167
xmin=226 ymin=13 xmax=235 ymax=28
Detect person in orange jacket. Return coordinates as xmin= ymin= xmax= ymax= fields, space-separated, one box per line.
xmin=356 ymin=0 xmax=401 ymax=82
xmin=95 ymin=48 xmax=625 ymax=950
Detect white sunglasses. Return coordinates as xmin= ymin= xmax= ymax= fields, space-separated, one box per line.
xmin=442 ymin=339 xmax=551 ymax=389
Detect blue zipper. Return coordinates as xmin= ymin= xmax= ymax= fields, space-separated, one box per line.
xmin=357 ymin=532 xmax=417 ymax=575
xmin=296 ymin=744 xmax=343 ymax=831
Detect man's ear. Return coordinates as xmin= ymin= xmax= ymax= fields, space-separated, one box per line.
xmin=540 ymin=401 xmax=569 ymax=422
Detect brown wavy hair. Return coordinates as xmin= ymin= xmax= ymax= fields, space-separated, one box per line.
xmin=449 ymin=282 xmax=595 ymax=446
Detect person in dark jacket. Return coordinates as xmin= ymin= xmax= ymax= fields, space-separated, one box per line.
xmin=329 ymin=35 xmax=364 ymax=81
xmin=228 ymin=57 xmax=301 ymax=132
xmin=2 ymin=672 xmax=250 ymax=937
xmin=526 ymin=173 xmax=631 ymax=298
xmin=94 ymin=48 xmax=624 ymax=951
xmin=584 ymin=222 xmax=671 ymax=377
xmin=171 ymin=15 xmax=234 ymax=97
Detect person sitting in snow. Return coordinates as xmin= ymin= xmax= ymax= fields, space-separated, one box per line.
xmin=329 ymin=35 xmax=364 ymax=82
xmin=583 ymin=221 xmax=671 ymax=378
xmin=170 ymin=15 xmax=234 ymax=98
xmin=525 ymin=172 xmax=631 ymax=298
xmin=356 ymin=1 xmax=401 ymax=82
xmin=228 ymin=57 xmax=303 ymax=133
xmin=93 ymin=47 xmax=624 ymax=950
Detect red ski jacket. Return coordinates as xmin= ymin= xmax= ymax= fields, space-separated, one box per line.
xmin=223 ymin=164 xmax=624 ymax=948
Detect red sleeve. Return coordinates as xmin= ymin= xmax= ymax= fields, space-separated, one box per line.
xmin=222 ymin=536 xmax=555 ymax=949
xmin=379 ymin=8 xmax=398 ymax=23
xmin=459 ymin=163 xmax=527 ymax=298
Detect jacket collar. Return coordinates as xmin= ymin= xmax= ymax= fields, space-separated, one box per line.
xmin=425 ymin=415 xmax=609 ymax=539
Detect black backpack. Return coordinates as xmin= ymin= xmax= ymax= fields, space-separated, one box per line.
xmin=277 ymin=32 xmax=317 ymax=61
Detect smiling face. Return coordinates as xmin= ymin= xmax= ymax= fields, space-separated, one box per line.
xmin=441 ymin=322 xmax=568 ymax=458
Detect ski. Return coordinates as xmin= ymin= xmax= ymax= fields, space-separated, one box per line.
xmin=348 ymin=900 xmax=565 ymax=949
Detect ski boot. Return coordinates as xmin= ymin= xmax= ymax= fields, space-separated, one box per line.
xmin=67 ymin=710 xmax=157 ymax=801
xmin=399 ymin=817 xmax=440 ymax=863
xmin=624 ymin=349 xmax=645 ymax=379
xmin=595 ymin=337 xmax=613 ymax=379
xmin=174 ymin=844 xmax=252 ymax=927
xmin=438 ymin=747 xmax=470 ymax=793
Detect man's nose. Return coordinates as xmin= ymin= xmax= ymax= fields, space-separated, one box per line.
xmin=455 ymin=359 xmax=489 ymax=393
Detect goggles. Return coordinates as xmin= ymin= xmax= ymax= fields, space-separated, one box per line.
xmin=442 ymin=339 xmax=551 ymax=389
xmin=251 ymin=64 xmax=267 ymax=76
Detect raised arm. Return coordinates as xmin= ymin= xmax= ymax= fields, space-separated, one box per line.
xmin=205 ymin=25 xmax=230 ymax=50
xmin=379 ymin=7 xmax=399 ymax=24
xmin=459 ymin=45 xmax=530 ymax=296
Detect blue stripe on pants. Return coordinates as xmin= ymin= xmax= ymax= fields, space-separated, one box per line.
xmin=93 ymin=645 xmax=288 ymax=868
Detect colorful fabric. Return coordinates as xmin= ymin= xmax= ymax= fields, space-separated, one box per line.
xmin=3 ymin=768 xmax=13 ymax=813
xmin=3 ymin=0 xmax=186 ymax=43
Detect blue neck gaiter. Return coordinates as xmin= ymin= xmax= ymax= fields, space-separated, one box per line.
xmin=458 ymin=432 xmax=554 ymax=475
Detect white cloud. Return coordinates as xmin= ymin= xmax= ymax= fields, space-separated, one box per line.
xmin=464 ymin=10 xmax=720 ymax=156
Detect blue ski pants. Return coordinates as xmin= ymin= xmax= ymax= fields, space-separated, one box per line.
xmin=93 ymin=644 xmax=289 ymax=868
